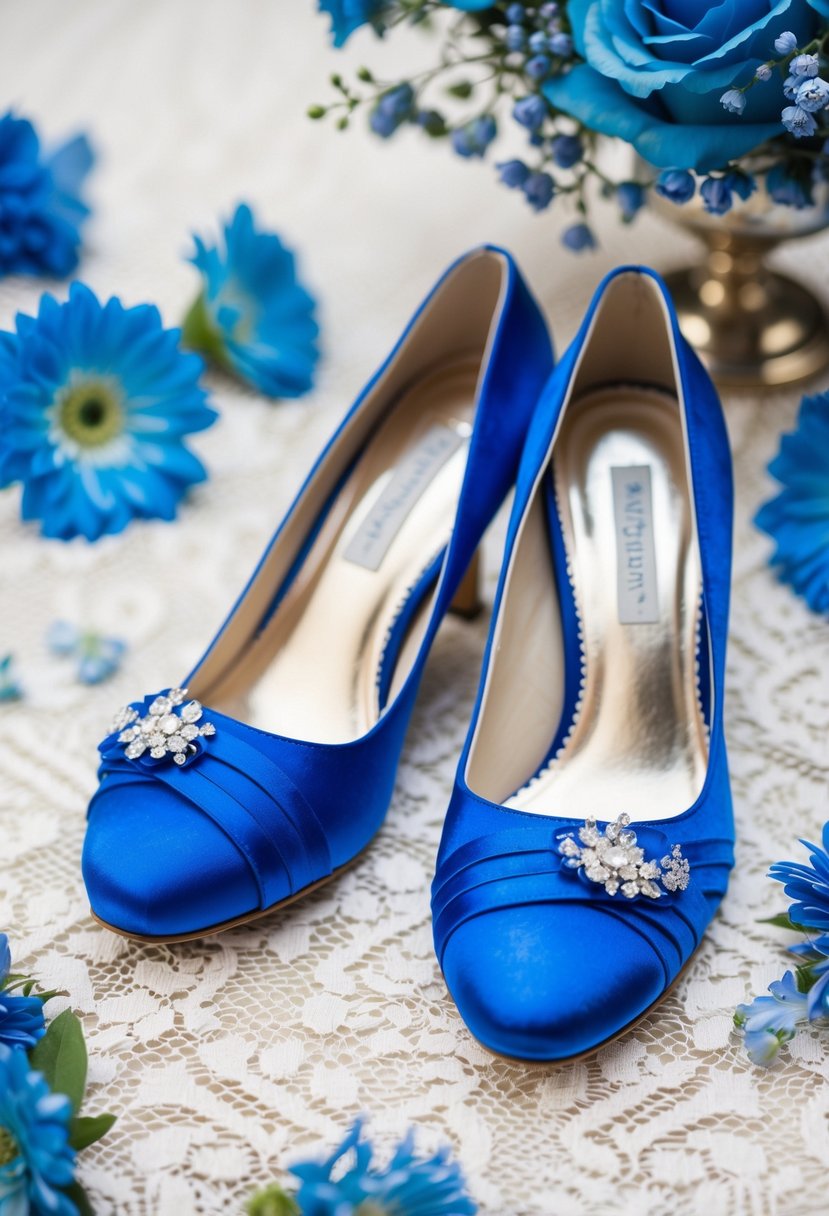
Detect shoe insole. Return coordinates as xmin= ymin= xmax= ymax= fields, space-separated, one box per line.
xmin=204 ymin=363 xmax=477 ymax=744
xmin=509 ymin=386 xmax=708 ymax=822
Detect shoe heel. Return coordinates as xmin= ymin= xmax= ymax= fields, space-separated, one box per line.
xmin=449 ymin=550 xmax=483 ymax=620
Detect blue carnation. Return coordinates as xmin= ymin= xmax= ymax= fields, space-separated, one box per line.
xmin=187 ymin=203 xmax=320 ymax=400
xmin=451 ymin=115 xmax=497 ymax=158
xmin=0 ymin=283 xmax=216 ymax=542
xmin=735 ymin=971 xmax=808 ymax=1066
xmin=0 ymin=937 xmax=45 ymax=1051
xmin=289 ymin=1119 xmax=476 ymax=1216
xmin=0 ymin=1044 xmax=77 ymax=1215
xmin=754 ymin=390 xmax=829 ymax=612
xmin=0 ymin=112 xmax=93 ymax=279
xmin=655 ymin=168 xmax=695 ymax=205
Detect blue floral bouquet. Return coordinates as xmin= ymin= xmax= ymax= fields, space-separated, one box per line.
xmin=313 ymin=0 xmax=829 ymax=248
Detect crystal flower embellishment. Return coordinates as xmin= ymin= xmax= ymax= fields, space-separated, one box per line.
xmin=110 ymin=687 xmax=216 ymax=767
xmin=558 ymin=814 xmax=690 ymax=900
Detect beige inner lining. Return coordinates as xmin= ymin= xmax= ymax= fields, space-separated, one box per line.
xmin=466 ymin=270 xmax=709 ymax=823
xmin=185 ymin=248 xmax=510 ymax=745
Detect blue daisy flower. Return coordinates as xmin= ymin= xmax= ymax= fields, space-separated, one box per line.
xmin=319 ymin=0 xmax=389 ymax=46
xmin=0 ymin=1044 xmax=76 ymax=1216
xmin=0 ymin=111 xmax=93 ymax=279
xmin=770 ymin=824 xmax=829 ymax=932
xmin=0 ymin=937 xmax=45 ymax=1051
xmin=0 ymin=282 xmax=216 ymax=542
xmin=185 ymin=204 xmax=319 ymax=400
xmin=734 ymin=970 xmax=808 ymax=1066
xmin=754 ymin=391 xmax=829 ymax=614
xmin=46 ymin=621 xmax=126 ymax=685
xmin=289 ymin=1119 xmax=477 ymax=1216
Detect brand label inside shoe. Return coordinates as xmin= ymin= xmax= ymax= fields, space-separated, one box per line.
xmin=343 ymin=424 xmax=464 ymax=571
xmin=611 ymin=465 xmax=659 ymax=625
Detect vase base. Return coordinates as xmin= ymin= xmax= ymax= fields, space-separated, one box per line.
xmin=664 ymin=267 xmax=829 ymax=390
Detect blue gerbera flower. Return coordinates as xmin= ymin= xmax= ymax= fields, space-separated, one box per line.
xmin=770 ymin=824 xmax=829 ymax=932
xmin=754 ymin=391 xmax=829 ymax=614
xmin=0 ymin=111 xmax=93 ymax=279
xmin=289 ymin=1119 xmax=477 ymax=1216
xmin=0 ymin=937 xmax=45 ymax=1051
xmin=0 ymin=283 xmax=215 ymax=542
xmin=319 ymin=0 xmax=390 ymax=46
xmin=734 ymin=970 xmax=808 ymax=1065
xmin=185 ymin=204 xmax=319 ymax=400
xmin=0 ymin=1044 xmax=77 ymax=1215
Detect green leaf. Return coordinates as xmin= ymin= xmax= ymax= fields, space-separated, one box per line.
xmin=246 ymin=1184 xmax=300 ymax=1216
xmin=181 ymin=292 xmax=228 ymax=368
xmin=70 ymin=1113 xmax=117 ymax=1151
xmin=446 ymin=80 xmax=474 ymax=99
xmin=29 ymin=1010 xmax=87 ymax=1115
xmin=757 ymin=913 xmax=807 ymax=931
xmin=62 ymin=1181 xmax=95 ymax=1216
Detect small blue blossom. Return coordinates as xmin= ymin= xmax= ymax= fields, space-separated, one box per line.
xmin=720 ymin=88 xmax=746 ymax=115
xmin=0 ymin=656 xmax=23 ymax=703
xmin=790 ymin=53 xmax=820 ymax=78
xmin=783 ymin=73 xmax=801 ymax=100
xmin=769 ymin=824 xmax=829 ymax=929
xmin=766 ymin=162 xmax=813 ymax=207
xmin=550 ymin=133 xmax=583 ymax=168
xmin=522 ymin=170 xmax=555 ymax=211
xmin=289 ymin=1120 xmax=477 ymax=1216
xmin=187 ymin=203 xmax=319 ymax=400
xmin=735 ymin=971 xmax=808 ymax=1065
xmin=725 ymin=170 xmax=757 ymax=201
xmin=540 ymin=2 xmax=559 ymax=17
xmin=506 ymin=3 xmax=525 ymax=22
xmin=528 ymin=30 xmax=548 ymax=54
xmin=0 ymin=112 xmax=93 ymax=280
xmin=756 ymin=64 xmax=773 ymax=81
xmin=513 ymin=95 xmax=547 ymax=132
xmin=318 ymin=0 xmax=388 ymax=47
xmin=700 ymin=176 xmax=733 ymax=215
xmin=548 ymin=32 xmax=573 ymax=57
xmin=774 ymin=31 xmax=799 ymax=56
xmin=0 ymin=283 xmax=216 ymax=542
xmin=451 ymin=115 xmax=497 ymax=158
xmin=793 ymin=76 xmax=829 ymax=112
xmin=370 ymin=84 xmax=415 ymax=138
xmin=0 ymin=1044 xmax=77 ymax=1215
xmin=561 ymin=222 xmax=596 ymax=252
xmin=46 ymin=622 xmax=127 ymax=685
xmin=496 ymin=159 xmax=530 ymax=188
xmin=504 ymin=24 xmax=526 ymax=51
xmin=781 ymin=105 xmax=817 ymax=137
xmin=617 ymin=181 xmax=645 ymax=220
xmin=755 ymin=390 xmax=829 ymax=612
xmin=0 ymin=937 xmax=45 ymax=1051
xmin=655 ymin=168 xmax=696 ymax=205
xmin=526 ymin=54 xmax=551 ymax=81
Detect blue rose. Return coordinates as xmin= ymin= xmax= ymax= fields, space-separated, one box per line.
xmin=545 ymin=0 xmax=821 ymax=171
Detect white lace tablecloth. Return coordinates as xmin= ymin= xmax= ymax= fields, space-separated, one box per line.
xmin=3 ymin=4 xmax=829 ymax=1213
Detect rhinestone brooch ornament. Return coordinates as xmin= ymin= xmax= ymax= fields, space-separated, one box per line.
xmin=558 ymin=813 xmax=690 ymax=900
xmin=110 ymin=687 xmax=216 ymax=768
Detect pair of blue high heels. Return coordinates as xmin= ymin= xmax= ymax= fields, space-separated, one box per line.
xmin=85 ymin=248 xmax=734 ymax=1062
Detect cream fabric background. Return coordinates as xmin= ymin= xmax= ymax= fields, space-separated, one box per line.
xmin=2 ymin=3 xmax=829 ymax=1213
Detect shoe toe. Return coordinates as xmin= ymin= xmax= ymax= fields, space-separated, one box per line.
xmin=83 ymin=782 xmax=260 ymax=938
xmin=441 ymin=903 xmax=666 ymax=1060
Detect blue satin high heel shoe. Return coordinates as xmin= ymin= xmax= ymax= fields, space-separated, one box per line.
xmin=83 ymin=247 xmax=553 ymax=940
xmin=432 ymin=266 xmax=735 ymax=1061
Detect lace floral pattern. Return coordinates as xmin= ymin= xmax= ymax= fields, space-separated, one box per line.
xmin=2 ymin=4 xmax=829 ymax=1214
